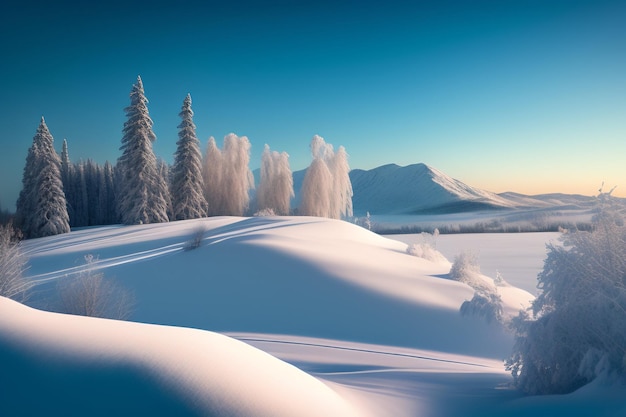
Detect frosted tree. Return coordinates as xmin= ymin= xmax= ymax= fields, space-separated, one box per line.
xmin=222 ymin=134 xmax=254 ymax=216
xmin=507 ymin=190 xmax=626 ymax=394
xmin=299 ymin=135 xmax=353 ymax=219
xmin=171 ymin=94 xmax=208 ymax=220
xmin=202 ymin=136 xmax=224 ymax=216
xmin=329 ymin=145 xmax=353 ymax=219
xmin=116 ymin=76 xmax=169 ymax=225
xmin=257 ymin=144 xmax=294 ymax=215
xmin=300 ymin=157 xmax=333 ymax=217
xmin=16 ymin=117 xmax=70 ymax=238
xmin=202 ymin=134 xmax=254 ymax=216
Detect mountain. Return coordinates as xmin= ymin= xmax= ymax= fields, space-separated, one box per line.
xmin=264 ymin=162 xmax=606 ymax=216
xmin=290 ymin=163 xmax=515 ymax=215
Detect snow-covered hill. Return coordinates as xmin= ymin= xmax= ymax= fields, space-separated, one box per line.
xmin=3 ymin=217 xmax=624 ymax=416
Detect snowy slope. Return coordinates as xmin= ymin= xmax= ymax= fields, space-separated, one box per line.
xmin=23 ymin=217 xmax=527 ymax=358
xmin=6 ymin=217 xmax=624 ymax=416
xmin=0 ymin=296 xmax=360 ymax=417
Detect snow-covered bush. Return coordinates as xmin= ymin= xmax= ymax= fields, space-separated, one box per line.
xmin=0 ymin=224 xmax=31 ymax=301
xmin=406 ymin=231 xmax=447 ymax=264
xmin=450 ymin=250 xmax=504 ymax=324
xmin=253 ymin=208 xmax=276 ymax=217
xmin=460 ymin=290 xmax=503 ymax=324
xmin=449 ymin=251 xmax=495 ymax=293
xmin=58 ymin=255 xmax=134 ymax=320
xmin=507 ymin=192 xmax=626 ymax=395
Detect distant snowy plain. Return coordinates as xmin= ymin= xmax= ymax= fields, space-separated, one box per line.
xmin=2 ymin=217 xmax=624 ymax=416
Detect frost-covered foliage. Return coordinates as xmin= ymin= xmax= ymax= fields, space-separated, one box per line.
xmin=15 ymin=117 xmax=70 ymax=238
xmin=257 ymin=144 xmax=294 ymax=215
xmin=116 ymin=76 xmax=170 ymax=225
xmin=254 ymin=208 xmax=276 ymax=217
xmin=171 ymin=94 xmax=208 ymax=220
xmin=449 ymin=251 xmax=491 ymax=291
xmin=299 ymin=135 xmax=353 ymax=219
xmin=450 ymin=250 xmax=504 ymax=324
xmin=202 ymin=134 xmax=254 ymax=216
xmin=460 ymin=291 xmax=504 ymax=324
xmin=507 ymin=192 xmax=626 ymax=395
xmin=157 ymin=158 xmax=174 ymax=221
xmin=58 ymin=254 xmax=134 ymax=320
xmin=406 ymin=230 xmax=447 ymax=263
xmin=0 ymin=224 xmax=31 ymax=301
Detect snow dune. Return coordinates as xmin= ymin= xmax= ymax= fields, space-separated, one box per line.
xmin=23 ymin=216 xmax=531 ymax=358
xmin=0 ymin=297 xmax=360 ymax=417
xmin=3 ymin=216 xmax=576 ymax=417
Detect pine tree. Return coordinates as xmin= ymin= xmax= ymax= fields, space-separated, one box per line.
xmin=116 ymin=76 xmax=169 ymax=225
xmin=16 ymin=117 xmax=70 ymax=238
xmin=171 ymin=94 xmax=208 ymax=220
xmin=100 ymin=161 xmax=117 ymax=224
xmin=60 ymin=139 xmax=76 ymax=226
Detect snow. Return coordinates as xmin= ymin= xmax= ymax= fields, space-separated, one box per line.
xmin=3 ymin=216 xmax=625 ymax=416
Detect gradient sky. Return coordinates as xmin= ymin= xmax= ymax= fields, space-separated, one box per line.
xmin=1 ymin=0 xmax=625 ymax=210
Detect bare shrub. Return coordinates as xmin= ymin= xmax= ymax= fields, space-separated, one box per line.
xmin=58 ymin=254 xmax=134 ymax=320
xmin=0 ymin=223 xmax=31 ymax=301
xmin=185 ymin=225 xmax=206 ymax=250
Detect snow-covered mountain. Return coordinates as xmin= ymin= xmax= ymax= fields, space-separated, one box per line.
xmin=288 ymin=163 xmax=602 ymax=216
xmin=347 ymin=163 xmax=517 ymax=215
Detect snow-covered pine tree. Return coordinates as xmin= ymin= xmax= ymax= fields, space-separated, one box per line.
xmin=16 ymin=117 xmax=70 ymax=238
xmin=100 ymin=161 xmax=117 ymax=225
xmin=171 ymin=94 xmax=208 ymax=220
xmin=157 ymin=158 xmax=173 ymax=221
xmin=257 ymin=144 xmax=294 ymax=215
xmin=60 ymin=139 xmax=76 ymax=226
xmin=116 ymin=76 xmax=169 ymax=225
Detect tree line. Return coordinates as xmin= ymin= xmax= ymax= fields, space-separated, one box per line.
xmin=14 ymin=76 xmax=353 ymax=239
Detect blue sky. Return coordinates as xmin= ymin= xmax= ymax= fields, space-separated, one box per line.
xmin=1 ymin=0 xmax=625 ymax=210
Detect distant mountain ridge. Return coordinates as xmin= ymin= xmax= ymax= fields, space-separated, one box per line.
xmin=272 ymin=162 xmax=603 ymax=216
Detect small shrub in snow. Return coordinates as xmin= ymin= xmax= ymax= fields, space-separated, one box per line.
xmin=58 ymin=254 xmax=134 ymax=320
xmin=507 ymin=191 xmax=626 ymax=395
xmin=406 ymin=229 xmax=447 ymax=263
xmin=0 ymin=224 xmax=31 ymax=301
xmin=448 ymin=251 xmax=495 ymax=293
xmin=253 ymin=208 xmax=276 ymax=217
xmin=185 ymin=226 xmax=206 ymax=250
xmin=451 ymin=250 xmax=504 ymax=325
xmin=460 ymin=290 xmax=504 ymax=324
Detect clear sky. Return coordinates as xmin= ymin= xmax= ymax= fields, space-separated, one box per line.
xmin=1 ymin=0 xmax=625 ymax=210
